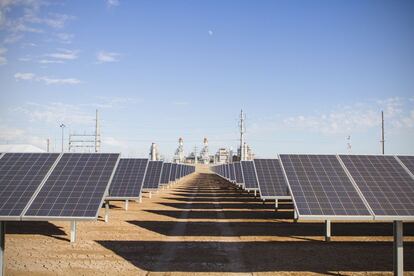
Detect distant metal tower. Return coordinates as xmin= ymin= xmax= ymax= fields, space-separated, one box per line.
xmin=380 ymin=111 xmax=385 ymax=155
xmin=60 ymin=124 xmax=66 ymax=152
xmin=149 ymin=143 xmax=159 ymax=161
xmin=68 ymin=109 xmax=101 ymax=152
xmin=346 ymin=135 xmax=352 ymax=153
xmin=239 ymin=110 xmax=246 ymax=161
xmin=200 ymin=137 xmax=210 ymax=164
xmin=174 ymin=137 xmax=185 ymax=163
xmin=194 ymin=145 xmax=198 ymax=165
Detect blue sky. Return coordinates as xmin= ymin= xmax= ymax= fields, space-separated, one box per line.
xmin=0 ymin=0 xmax=413 ymax=159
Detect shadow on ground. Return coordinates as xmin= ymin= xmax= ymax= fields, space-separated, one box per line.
xmin=96 ymin=240 xmax=414 ymax=274
xmin=6 ymin=221 xmax=69 ymax=241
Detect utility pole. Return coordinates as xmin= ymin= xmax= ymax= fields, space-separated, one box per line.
xmin=239 ymin=110 xmax=246 ymax=161
xmin=46 ymin=138 xmax=50 ymax=152
xmin=60 ymin=124 xmax=66 ymax=152
xmin=380 ymin=111 xmax=385 ymax=155
xmin=95 ymin=109 xmax=100 ymax=153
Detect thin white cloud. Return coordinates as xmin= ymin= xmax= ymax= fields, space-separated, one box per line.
xmin=96 ymin=50 xmax=120 ymax=63
xmin=13 ymin=102 xmax=94 ymax=125
xmin=208 ymin=30 xmax=213 ymax=36
xmin=106 ymin=0 xmax=120 ymax=8
xmin=14 ymin=72 xmax=81 ymax=85
xmin=46 ymin=49 xmax=78 ymax=60
xmin=38 ymin=59 xmax=64 ymax=64
xmin=56 ymin=32 xmax=74 ymax=44
xmin=14 ymin=72 xmax=35 ymax=80
xmin=0 ymin=47 xmax=7 ymax=65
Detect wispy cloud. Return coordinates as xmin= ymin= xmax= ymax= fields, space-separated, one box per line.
xmin=282 ymin=97 xmax=414 ymax=135
xmin=13 ymin=102 xmax=95 ymax=126
xmin=106 ymin=0 xmax=120 ymax=8
xmin=0 ymin=47 xmax=7 ymax=65
xmin=38 ymin=59 xmax=64 ymax=64
xmin=96 ymin=50 xmax=121 ymax=63
xmin=45 ymin=48 xmax=79 ymax=60
xmin=14 ymin=72 xmax=81 ymax=85
xmin=56 ymin=32 xmax=74 ymax=44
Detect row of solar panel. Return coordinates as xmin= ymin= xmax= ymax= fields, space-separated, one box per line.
xmin=107 ymin=159 xmax=195 ymax=199
xmin=0 ymin=152 xmax=195 ymax=221
xmin=211 ymin=155 xmax=414 ymax=221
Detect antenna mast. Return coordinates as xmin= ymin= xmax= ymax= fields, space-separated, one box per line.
xmin=380 ymin=111 xmax=385 ymax=155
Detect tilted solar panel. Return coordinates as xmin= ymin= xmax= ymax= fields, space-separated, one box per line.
xmin=160 ymin=163 xmax=172 ymax=184
xmin=396 ymin=156 xmax=414 ymax=177
xmin=24 ymin=153 xmax=120 ymax=220
xmin=279 ymin=154 xmax=372 ymax=219
xmin=339 ymin=155 xmax=414 ymax=220
xmin=143 ymin=161 xmax=163 ymax=190
xmin=169 ymin=163 xmax=177 ymax=182
xmin=254 ymin=159 xmax=290 ymax=199
xmin=107 ymin=158 xmax=148 ymax=199
xmin=241 ymin=161 xmax=259 ymax=190
xmin=229 ymin=163 xmax=236 ymax=182
xmin=0 ymin=153 xmax=60 ymax=220
xmin=234 ymin=162 xmax=244 ymax=184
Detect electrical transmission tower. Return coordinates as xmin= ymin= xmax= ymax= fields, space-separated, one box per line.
xmin=68 ymin=109 xmax=101 ymax=152
xmin=239 ymin=110 xmax=246 ymax=161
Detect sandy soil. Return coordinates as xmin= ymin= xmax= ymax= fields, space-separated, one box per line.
xmin=5 ymin=165 xmax=414 ymax=275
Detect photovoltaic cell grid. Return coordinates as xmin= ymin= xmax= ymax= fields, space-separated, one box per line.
xmin=279 ymin=155 xmax=371 ymax=217
xmin=169 ymin=163 xmax=177 ymax=182
xmin=178 ymin=164 xmax=183 ymax=178
xmin=24 ymin=153 xmax=119 ymax=219
xmin=339 ymin=155 xmax=414 ymax=218
xmin=108 ymin=158 xmax=148 ymax=198
xmin=160 ymin=163 xmax=172 ymax=184
xmin=143 ymin=161 xmax=163 ymax=189
xmin=241 ymin=161 xmax=259 ymax=189
xmin=229 ymin=163 xmax=236 ymax=182
xmin=224 ymin=164 xmax=229 ymax=179
xmin=0 ymin=153 xmax=60 ymax=219
xmin=234 ymin=162 xmax=244 ymax=184
xmin=254 ymin=159 xmax=290 ymax=198
xmin=397 ymin=156 xmax=414 ymax=176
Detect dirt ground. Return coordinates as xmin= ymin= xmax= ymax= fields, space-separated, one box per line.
xmin=5 ymin=165 xmax=414 ymax=275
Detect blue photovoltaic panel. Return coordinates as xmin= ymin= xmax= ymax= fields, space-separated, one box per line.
xmin=24 ymin=153 xmax=120 ymax=219
xmin=397 ymin=156 xmax=414 ymax=176
xmin=280 ymin=155 xmax=371 ymax=218
xmin=229 ymin=163 xmax=236 ymax=182
xmin=178 ymin=164 xmax=183 ymax=178
xmin=234 ymin=162 xmax=244 ymax=184
xmin=241 ymin=161 xmax=259 ymax=189
xmin=169 ymin=163 xmax=177 ymax=182
xmin=340 ymin=155 xmax=414 ymax=218
xmin=143 ymin=161 xmax=163 ymax=189
xmin=108 ymin=158 xmax=148 ymax=199
xmin=160 ymin=163 xmax=172 ymax=184
xmin=0 ymin=153 xmax=60 ymax=220
xmin=254 ymin=159 xmax=289 ymax=198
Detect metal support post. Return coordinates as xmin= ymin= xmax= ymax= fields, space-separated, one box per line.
xmin=1 ymin=221 xmax=5 ymax=276
xmin=393 ymin=221 xmax=403 ymax=276
xmin=125 ymin=200 xmax=129 ymax=211
xmin=275 ymin=199 xmax=278 ymax=210
xmin=105 ymin=201 xmax=109 ymax=223
xmin=254 ymin=190 xmax=257 ymax=197
xmin=149 ymin=191 xmax=152 ymax=199
xmin=70 ymin=221 xmax=77 ymax=243
xmin=293 ymin=209 xmax=298 ymax=223
xmin=325 ymin=220 xmax=331 ymax=242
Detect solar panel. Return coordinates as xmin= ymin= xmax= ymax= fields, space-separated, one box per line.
xmin=142 ymin=161 xmax=163 ymax=190
xmin=160 ymin=163 xmax=172 ymax=185
xmin=241 ymin=161 xmax=259 ymax=190
xmin=254 ymin=159 xmax=290 ymax=199
xmin=169 ymin=163 xmax=177 ymax=182
xmin=178 ymin=164 xmax=183 ymax=178
xmin=229 ymin=163 xmax=236 ymax=182
xmin=279 ymin=154 xmax=372 ymax=219
xmin=396 ymin=156 xmax=414 ymax=177
xmin=107 ymin=158 xmax=148 ymax=199
xmin=24 ymin=153 xmax=120 ymax=220
xmin=339 ymin=155 xmax=414 ymax=220
xmin=224 ymin=164 xmax=229 ymax=179
xmin=0 ymin=153 xmax=60 ymax=220
xmin=234 ymin=162 xmax=244 ymax=184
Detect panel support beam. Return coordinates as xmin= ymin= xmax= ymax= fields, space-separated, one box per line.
xmin=70 ymin=221 xmax=76 ymax=243
xmin=148 ymin=191 xmax=152 ymax=199
xmin=293 ymin=209 xmax=298 ymax=223
xmin=254 ymin=190 xmax=257 ymax=197
xmin=275 ymin=199 xmax=278 ymax=210
xmin=104 ymin=201 xmax=109 ymax=223
xmin=1 ymin=221 xmax=5 ymax=276
xmin=325 ymin=220 xmax=331 ymax=242
xmin=125 ymin=200 xmax=129 ymax=211
xmin=393 ymin=221 xmax=403 ymax=276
